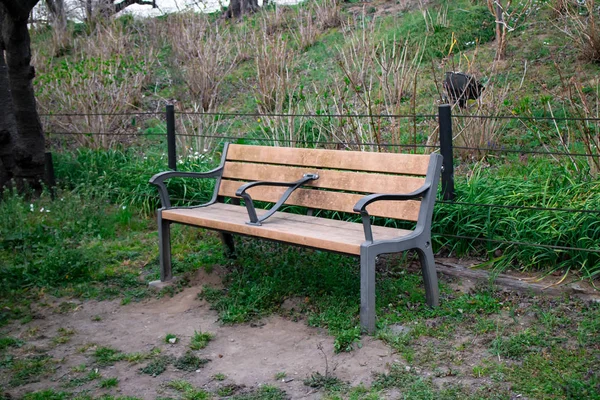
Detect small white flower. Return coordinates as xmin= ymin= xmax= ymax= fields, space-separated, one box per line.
xmin=40 ymin=207 xmax=45 ymax=212
xmin=30 ymin=204 xmax=34 ymax=212
xmin=45 ymin=209 xmax=50 ymax=213
xmin=178 ymin=160 xmax=184 ymax=165
xmin=122 ymin=205 xmax=127 ymax=210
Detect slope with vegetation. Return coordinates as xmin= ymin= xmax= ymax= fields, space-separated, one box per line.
xmin=0 ymin=1 xmax=599 ymax=398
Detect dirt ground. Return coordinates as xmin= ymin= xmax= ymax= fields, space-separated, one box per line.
xmin=2 ymin=268 xmax=400 ymax=399
xmin=2 ymin=264 xmax=599 ymax=399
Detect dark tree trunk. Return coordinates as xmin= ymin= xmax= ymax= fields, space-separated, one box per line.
xmin=225 ymin=0 xmax=260 ymax=18
xmin=0 ymin=0 xmax=45 ymax=192
xmin=0 ymin=31 xmax=17 ymax=190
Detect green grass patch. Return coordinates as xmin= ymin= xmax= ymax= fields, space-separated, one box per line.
xmin=189 ymin=330 xmax=214 ymax=350
xmin=93 ymin=347 xmax=126 ymax=366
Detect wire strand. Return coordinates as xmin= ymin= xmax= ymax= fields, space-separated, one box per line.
xmin=437 ymin=200 xmax=600 ymax=214
xmin=433 ymin=233 xmax=600 ymax=253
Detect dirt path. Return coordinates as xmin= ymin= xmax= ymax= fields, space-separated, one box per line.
xmin=4 ymin=270 xmax=397 ymax=399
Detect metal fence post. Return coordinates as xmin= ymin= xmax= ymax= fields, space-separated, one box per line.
xmin=438 ymin=104 xmax=455 ymax=201
xmin=166 ymin=104 xmax=176 ymax=171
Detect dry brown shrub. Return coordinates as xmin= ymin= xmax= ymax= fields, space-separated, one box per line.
xmin=293 ymin=7 xmax=319 ymax=50
xmin=164 ymin=12 xmax=241 ymax=112
xmin=35 ymin=20 xmax=157 ymax=148
xmin=254 ymin=22 xmax=295 ymax=114
xmin=314 ymin=0 xmax=342 ymax=30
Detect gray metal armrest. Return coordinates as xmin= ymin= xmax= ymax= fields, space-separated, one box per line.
xmin=353 ymin=184 xmax=431 ymax=242
xmin=236 ymin=173 xmax=319 ymax=226
xmin=149 ymin=167 xmax=223 ymax=209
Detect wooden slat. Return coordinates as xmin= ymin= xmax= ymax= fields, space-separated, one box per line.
xmin=218 ymin=180 xmax=421 ymax=222
xmin=226 ymin=144 xmax=431 ymax=176
xmin=162 ymin=203 xmax=412 ymax=255
xmin=222 ymin=162 xmax=425 ymax=194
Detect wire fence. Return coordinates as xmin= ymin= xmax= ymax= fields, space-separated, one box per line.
xmin=43 ymin=106 xmax=600 ymax=260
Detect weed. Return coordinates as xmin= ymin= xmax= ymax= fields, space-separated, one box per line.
xmin=10 ymin=355 xmax=55 ymax=386
xmin=173 ymin=351 xmax=210 ymax=372
xmin=23 ymin=390 xmax=68 ymax=400
xmin=0 ymin=337 xmax=23 ymax=351
xmin=303 ymin=372 xmax=346 ymax=391
xmin=167 ymin=379 xmax=194 ymax=392
xmin=333 ymin=327 xmax=361 ymax=353
xmin=71 ymin=364 xmax=86 ymax=373
xmin=166 ymin=379 xmax=211 ymax=399
xmin=63 ymin=369 xmax=101 ymax=388
xmin=213 ymin=373 xmax=227 ymax=381
xmin=217 ymin=385 xmax=237 ymax=396
xmin=140 ymin=355 xmax=173 ymax=376
xmin=93 ymin=347 xmax=125 ymax=366
xmin=490 ymin=328 xmax=548 ymax=360
xmin=53 ymin=327 xmax=76 ymax=345
xmin=99 ymin=377 xmax=119 ymax=388
xmin=165 ymin=333 xmax=178 ymax=344
xmin=274 ymin=371 xmax=286 ymax=380
xmin=190 ymin=330 xmax=214 ymax=350
xmin=231 ymin=386 xmax=287 ymax=400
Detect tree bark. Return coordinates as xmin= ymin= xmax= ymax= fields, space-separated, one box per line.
xmin=225 ymin=0 xmax=260 ymax=18
xmin=0 ymin=27 xmax=16 ymax=190
xmin=0 ymin=0 xmax=45 ymax=191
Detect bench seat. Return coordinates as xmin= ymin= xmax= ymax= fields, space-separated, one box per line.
xmin=163 ymin=203 xmax=412 ymax=256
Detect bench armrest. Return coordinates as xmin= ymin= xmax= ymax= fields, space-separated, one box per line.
xmin=236 ymin=173 xmax=319 ymax=226
xmin=353 ymin=184 xmax=431 ymax=242
xmin=149 ymin=167 xmax=223 ymax=209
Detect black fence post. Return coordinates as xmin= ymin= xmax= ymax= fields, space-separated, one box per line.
xmin=438 ymin=104 xmax=455 ymax=201
xmin=44 ymin=152 xmax=56 ymax=200
xmin=166 ymin=104 xmax=176 ymax=171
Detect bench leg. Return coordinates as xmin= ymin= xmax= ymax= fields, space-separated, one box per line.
xmin=417 ymin=245 xmax=439 ymax=307
xmin=360 ymin=247 xmax=377 ymax=334
xmin=158 ymin=213 xmax=173 ymax=282
xmin=220 ymin=232 xmax=236 ymax=258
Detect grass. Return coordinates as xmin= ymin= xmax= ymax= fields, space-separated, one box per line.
xmin=189 ymin=331 xmax=214 ymax=350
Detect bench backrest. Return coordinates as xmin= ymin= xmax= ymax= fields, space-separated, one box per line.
xmin=217 ymin=144 xmax=438 ymax=222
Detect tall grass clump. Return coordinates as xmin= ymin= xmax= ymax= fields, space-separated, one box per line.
xmin=53 ymin=147 xmax=220 ymax=214
xmin=34 ymin=19 xmax=157 ymax=148
xmin=433 ymin=162 xmax=600 ymax=278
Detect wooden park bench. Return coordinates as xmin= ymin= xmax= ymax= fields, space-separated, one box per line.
xmin=150 ymin=143 xmax=443 ymax=333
